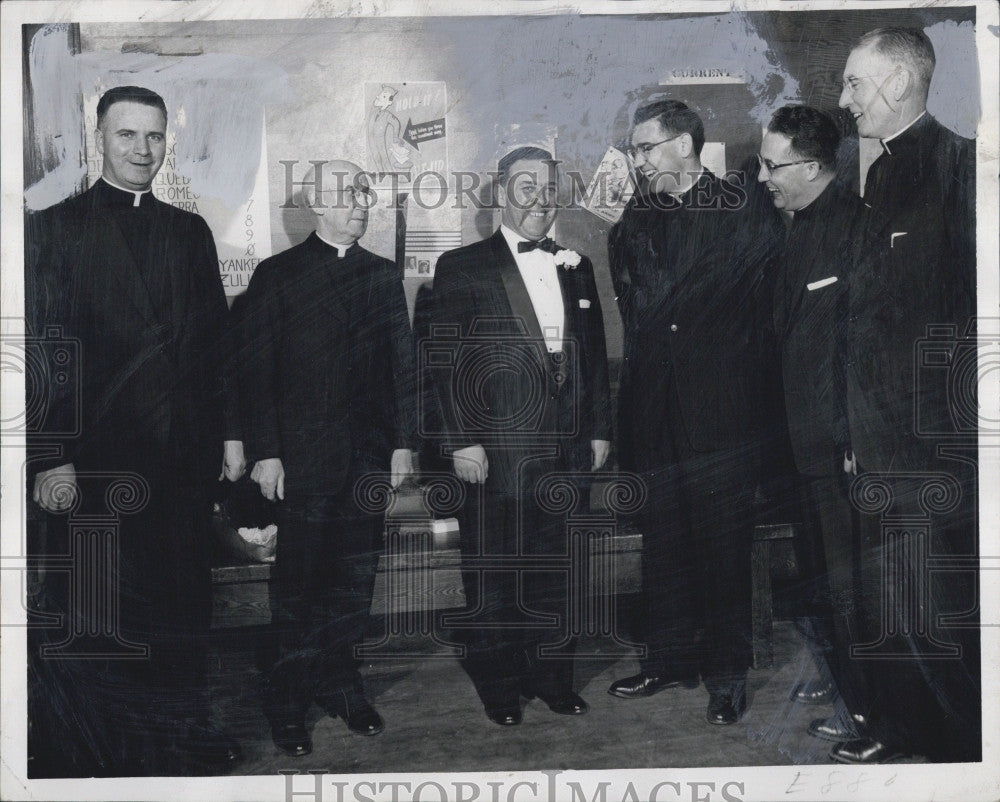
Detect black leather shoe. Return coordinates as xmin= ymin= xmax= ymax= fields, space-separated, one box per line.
xmin=608 ymin=672 xmax=699 ymax=699
xmin=485 ymin=704 xmax=522 ymax=726
xmin=534 ymin=689 xmax=589 ymax=715
xmin=789 ymin=680 xmax=836 ymax=705
xmin=807 ymin=714 xmax=866 ymax=742
xmin=706 ymin=692 xmax=747 ymax=725
xmin=270 ymin=722 xmax=312 ymax=757
xmin=319 ymin=692 xmax=385 ymax=736
xmin=173 ymin=719 xmax=243 ymax=771
xmin=830 ymin=737 xmax=905 ymax=764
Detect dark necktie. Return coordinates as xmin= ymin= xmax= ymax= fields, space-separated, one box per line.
xmin=517 ymin=237 xmax=558 ymax=254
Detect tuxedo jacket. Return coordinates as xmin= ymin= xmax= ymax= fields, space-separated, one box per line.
xmin=429 ymin=229 xmax=612 ymax=495
xmin=846 ymin=114 xmax=976 ymax=471
xmin=608 ymin=170 xmax=778 ymax=470
xmin=25 ymin=179 xmax=227 ymax=486
xmin=773 ymin=180 xmax=866 ymax=477
xmin=239 ymin=234 xmax=417 ymax=497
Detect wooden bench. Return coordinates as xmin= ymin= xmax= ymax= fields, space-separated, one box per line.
xmin=211 ymin=486 xmax=796 ymax=670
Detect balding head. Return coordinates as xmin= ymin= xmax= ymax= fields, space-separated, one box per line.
xmin=303 ymin=159 xmax=373 ymax=246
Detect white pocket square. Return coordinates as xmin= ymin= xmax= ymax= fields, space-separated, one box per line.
xmin=891 ymin=231 xmax=908 ymax=247
xmin=807 ymin=276 xmax=838 ymax=291
xmin=578 ymin=299 xmax=591 ymax=309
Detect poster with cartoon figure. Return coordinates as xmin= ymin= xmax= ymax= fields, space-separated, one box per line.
xmin=365 ymin=82 xmax=447 ymax=184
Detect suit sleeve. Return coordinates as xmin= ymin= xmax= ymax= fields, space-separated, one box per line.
xmin=239 ymin=262 xmax=284 ymax=462
xmin=946 ymin=135 xmax=976 ymax=324
xmin=428 ymin=253 xmax=478 ymax=452
xmin=222 ymin=292 xmax=249 ymax=442
xmin=374 ymin=261 xmax=418 ymax=451
xmin=579 ymin=258 xmax=613 ymax=442
xmin=607 ymin=211 xmax=635 ymax=336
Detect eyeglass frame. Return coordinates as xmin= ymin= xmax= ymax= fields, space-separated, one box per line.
xmin=312 ymin=183 xmax=376 ymax=209
xmin=626 ymin=132 xmax=684 ymax=162
xmin=756 ymin=154 xmax=817 ymax=173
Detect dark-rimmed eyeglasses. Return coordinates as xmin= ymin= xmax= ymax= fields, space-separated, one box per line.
xmin=757 ymin=155 xmax=816 ymax=173
xmin=626 ymin=133 xmax=683 ymax=161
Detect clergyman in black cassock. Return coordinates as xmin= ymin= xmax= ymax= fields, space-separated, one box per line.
xmin=25 ymin=86 xmax=241 ymax=775
xmin=835 ymin=27 xmax=980 ymax=765
xmin=240 ymin=160 xmax=417 ymax=756
xmin=607 ymin=100 xmax=777 ymax=725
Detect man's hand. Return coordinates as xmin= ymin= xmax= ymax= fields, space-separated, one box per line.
xmin=221 ymin=440 xmax=247 ymax=482
xmin=250 ymin=458 xmax=285 ymax=501
xmin=453 ymin=445 xmax=488 ymax=484
xmin=591 ymin=439 xmax=611 ymax=472
xmin=33 ymin=463 xmax=78 ymax=512
xmin=390 ymin=449 xmax=414 ymax=489
xmin=844 ymin=450 xmax=857 ymax=476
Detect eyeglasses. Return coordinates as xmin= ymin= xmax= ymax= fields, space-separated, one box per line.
xmin=839 ymin=67 xmax=902 ymax=96
xmin=757 ymin=155 xmax=816 ymax=173
xmin=315 ymin=184 xmax=376 ymax=208
xmin=626 ymin=133 xmax=682 ymax=161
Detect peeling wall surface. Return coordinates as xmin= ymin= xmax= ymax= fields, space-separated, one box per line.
xmin=22 ymin=9 xmax=979 ymax=355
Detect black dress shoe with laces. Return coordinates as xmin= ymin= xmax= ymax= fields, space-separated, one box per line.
xmin=789 ymin=680 xmax=836 ymax=705
xmin=830 ymin=737 xmax=906 ymax=764
xmin=706 ymin=692 xmax=747 ymax=725
xmin=270 ymin=721 xmax=312 ymax=757
xmin=484 ymin=704 xmax=522 ymax=726
xmin=608 ymin=672 xmax=699 ymax=699
xmin=807 ymin=714 xmax=866 ymax=742
xmin=319 ymin=691 xmax=385 ymax=736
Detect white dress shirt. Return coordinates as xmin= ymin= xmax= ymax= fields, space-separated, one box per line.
xmin=500 ymin=225 xmax=564 ymax=353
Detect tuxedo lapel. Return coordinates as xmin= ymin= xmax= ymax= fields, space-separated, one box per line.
xmin=492 ymin=231 xmax=547 ymax=345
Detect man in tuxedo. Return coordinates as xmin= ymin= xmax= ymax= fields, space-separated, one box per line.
xmin=834 ymin=27 xmax=979 ymax=764
xmin=430 ymin=147 xmax=612 ymax=726
xmin=26 ymin=85 xmax=242 ymax=775
xmin=240 ymin=160 xmax=417 ymax=756
xmin=606 ymin=100 xmax=777 ymax=725
xmin=758 ymin=105 xmax=872 ymax=747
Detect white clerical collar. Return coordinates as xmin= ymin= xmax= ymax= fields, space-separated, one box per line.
xmin=100 ymin=176 xmax=152 ymax=208
xmin=500 ymin=225 xmax=552 ymax=256
xmin=881 ymin=111 xmax=926 ymax=154
xmin=316 ymin=231 xmax=355 ymax=257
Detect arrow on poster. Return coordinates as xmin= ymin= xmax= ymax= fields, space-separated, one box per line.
xmin=403 ymin=117 xmax=446 ymax=150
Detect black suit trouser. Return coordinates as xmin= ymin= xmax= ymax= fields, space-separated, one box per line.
xmin=265 ymin=491 xmax=381 ymax=721
xmin=638 ymin=437 xmax=756 ymax=696
xmin=851 ymin=464 xmax=981 ymax=762
xmin=791 ymin=471 xmax=871 ymax=724
xmin=454 ymin=479 xmax=578 ymax=708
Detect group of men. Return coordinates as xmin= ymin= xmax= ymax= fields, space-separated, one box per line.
xmin=25 ymin=25 xmax=978 ymax=776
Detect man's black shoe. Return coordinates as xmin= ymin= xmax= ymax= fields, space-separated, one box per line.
xmin=484 ymin=704 xmax=522 ymax=726
xmin=532 ymin=689 xmax=589 ymax=715
xmin=830 ymin=737 xmax=905 ymax=764
xmin=319 ymin=691 xmax=385 ymax=736
xmin=607 ymin=672 xmax=699 ymax=699
xmin=790 ymin=680 xmax=836 ymax=705
xmin=706 ymin=692 xmax=747 ymax=725
xmin=270 ymin=722 xmax=312 ymax=757
xmin=807 ymin=714 xmax=866 ymax=742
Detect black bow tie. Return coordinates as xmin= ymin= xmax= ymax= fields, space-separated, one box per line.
xmin=518 ymin=237 xmax=558 ymax=254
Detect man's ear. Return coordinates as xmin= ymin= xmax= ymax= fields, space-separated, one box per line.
xmin=302 ymin=187 xmax=322 ymax=217
xmin=889 ymin=65 xmax=913 ymax=102
xmin=805 ymin=161 xmax=822 ymax=181
xmin=676 ymin=133 xmax=694 ymax=159
xmin=95 ymin=127 xmax=105 ymax=156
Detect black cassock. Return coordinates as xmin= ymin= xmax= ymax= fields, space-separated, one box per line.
xmin=846 ymin=113 xmax=980 ymax=762
xmin=25 ymin=178 xmax=228 ymax=775
xmin=239 ymin=234 xmax=417 ymax=721
xmin=608 ymin=170 xmax=778 ymax=698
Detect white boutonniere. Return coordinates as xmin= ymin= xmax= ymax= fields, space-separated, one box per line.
xmin=555 ymin=249 xmax=582 ymax=270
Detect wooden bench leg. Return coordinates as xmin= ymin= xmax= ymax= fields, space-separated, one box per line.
xmin=751 ymin=537 xmax=773 ymax=670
